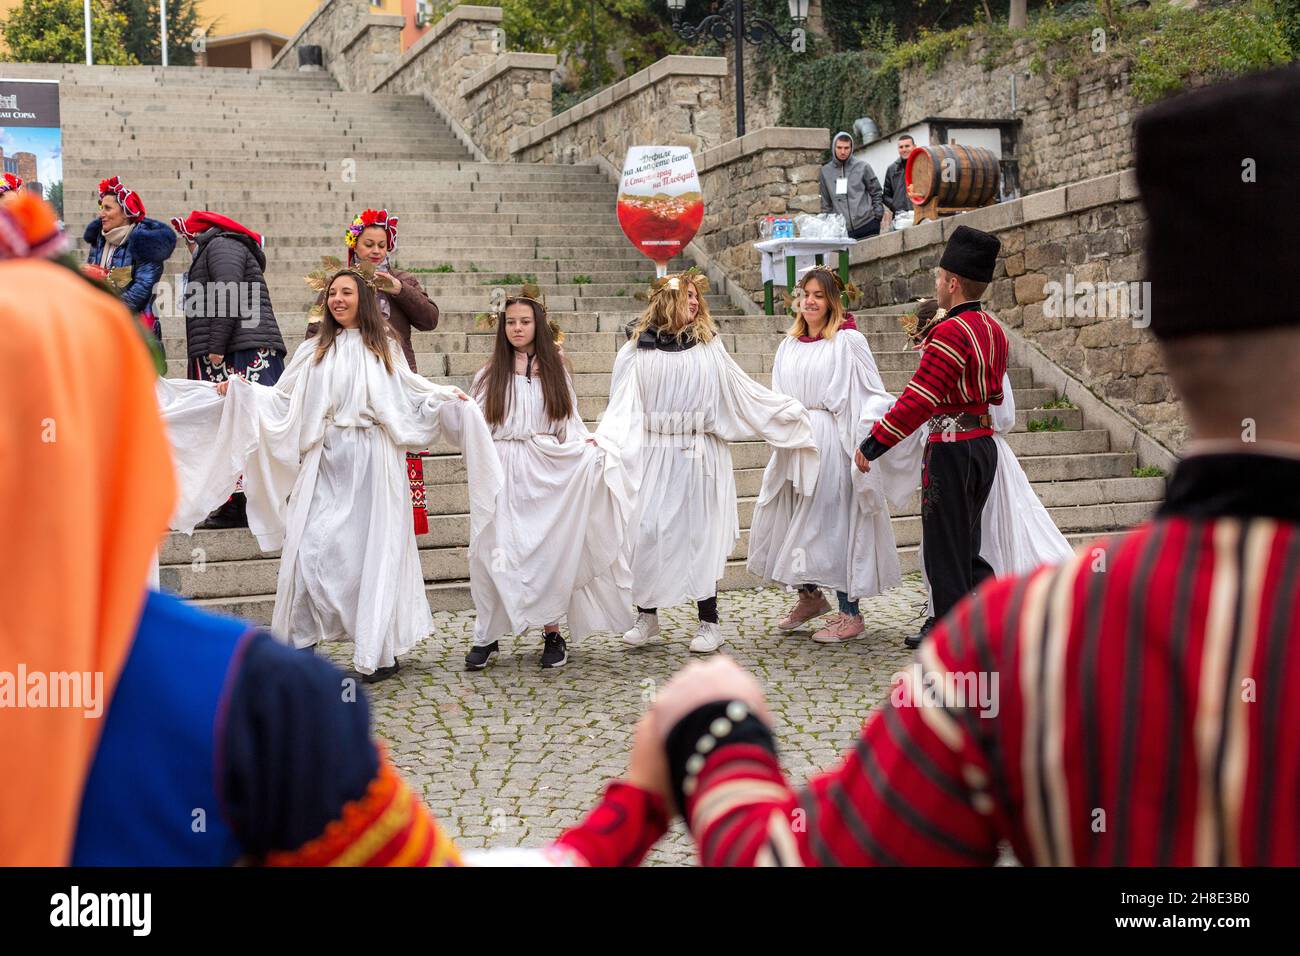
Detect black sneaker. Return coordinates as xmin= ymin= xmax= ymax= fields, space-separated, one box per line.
xmin=465 ymin=641 xmax=499 ymax=671
xmin=904 ymin=617 xmax=936 ymax=650
xmin=541 ymin=631 xmax=568 ymax=669
xmin=362 ymin=660 xmax=401 ymax=684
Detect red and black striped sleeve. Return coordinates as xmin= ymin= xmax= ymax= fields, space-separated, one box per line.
xmin=677 ymin=577 xmax=1024 ymax=866
xmin=861 ymin=320 xmax=969 ymax=458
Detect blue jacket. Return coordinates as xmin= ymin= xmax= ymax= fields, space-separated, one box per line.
xmin=83 ymin=217 xmax=177 ymax=314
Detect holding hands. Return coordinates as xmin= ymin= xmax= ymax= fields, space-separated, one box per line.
xmin=627 ymin=656 xmax=772 ymax=809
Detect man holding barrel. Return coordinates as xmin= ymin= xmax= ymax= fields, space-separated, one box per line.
xmin=819 ymin=131 xmax=884 ymax=240
xmin=854 ymin=225 xmax=1008 ymax=649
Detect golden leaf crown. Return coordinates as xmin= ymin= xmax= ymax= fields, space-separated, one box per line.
xmin=634 ymin=266 xmax=710 ymax=303
xmin=900 ymin=302 xmax=948 ymax=345
xmin=305 ymin=257 xmax=381 ymax=317
xmin=475 ymin=283 xmax=564 ymax=343
xmin=781 ymin=265 xmax=862 ymax=318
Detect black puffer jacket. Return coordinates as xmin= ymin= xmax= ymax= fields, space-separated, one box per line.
xmin=184 ymin=228 xmax=285 ymax=358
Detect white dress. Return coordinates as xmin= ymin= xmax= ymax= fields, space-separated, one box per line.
xmin=871 ymin=373 xmax=1074 ymax=615
xmin=596 ymin=336 xmax=819 ymax=610
xmin=747 ymin=329 xmax=902 ymax=602
xmin=156 ymin=330 xmax=503 ymax=673
xmin=468 ymin=371 xmax=634 ymax=646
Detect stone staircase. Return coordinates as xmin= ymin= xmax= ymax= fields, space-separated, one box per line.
xmin=21 ymin=64 xmax=1166 ymax=622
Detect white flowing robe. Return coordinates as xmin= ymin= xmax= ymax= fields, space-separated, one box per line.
xmin=747 ymin=330 xmax=902 ymax=602
xmin=870 ymin=373 xmax=1074 ymax=615
xmin=596 ymin=336 xmax=819 ymax=610
xmin=468 ymin=372 xmax=634 ymax=645
xmin=156 ymin=330 xmax=503 ymax=673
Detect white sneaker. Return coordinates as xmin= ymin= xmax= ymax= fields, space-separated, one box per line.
xmin=623 ymin=612 xmax=660 ymax=646
xmin=689 ymin=621 xmax=726 ymax=654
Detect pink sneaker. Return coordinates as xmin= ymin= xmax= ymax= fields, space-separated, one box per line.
xmin=812 ymin=614 xmax=865 ymax=644
xmin=777 ymin=589 xmax=831 ymax=631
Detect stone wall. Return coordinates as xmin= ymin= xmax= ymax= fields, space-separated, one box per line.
xmin=693 ymin=127 xmax=828 ymax=299
xmin=847 ymin=169 xmax=1185 ymax=452
xmin=459 ymin=53 xmax=557 ymax=162
xmin=270 ymin=0 xmax=372 ymax=87
xmin=898 ymin=38 xmax=1138 ymax=195
xmin=336 ymin=13 xmax=405 ymax=92
xmin=512 ymin=56 xmax=728 ymax=168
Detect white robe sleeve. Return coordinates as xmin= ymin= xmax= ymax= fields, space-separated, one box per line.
xmin=593 ymin=340 xmax=644 ymax=505
xmin=382 ymin=346 xmax=504 ymax=540
xmin=156 ymin=340 xmax=315 ymax=544
xmin=825 ymin=330 xmax=895 ymax=514
xmin=991 ymin=373 xmax=1016 ymax=434
xmin=710 ymin=340 xmax=819 ymax=498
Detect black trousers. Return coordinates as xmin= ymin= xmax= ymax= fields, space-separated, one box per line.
xmin=849 ymin=217 xmax=882 ymax=240
xmin=921 ymin=436 xmax=998 ymax=623
xmin=637 ymin=596 xmax=718 ymax=624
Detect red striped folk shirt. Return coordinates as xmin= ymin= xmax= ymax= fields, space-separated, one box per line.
xmin=867 ymin=302 xmax=1008 ymax=451
xmin=680 ymin=454 xmax=1300 ymax=866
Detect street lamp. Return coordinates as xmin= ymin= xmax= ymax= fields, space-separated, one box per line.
xmin=667 ymin=1 xmax=810 ymax=139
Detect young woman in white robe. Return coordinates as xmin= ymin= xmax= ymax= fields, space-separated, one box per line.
xmin=156 ymin=270 xmax=503 ymax=680
xmin=871 ymin=299 xmax=1073 ymax=642
xmin=597 ymin=269 xmax=820 ymax=654
xmin=463 ymin=290 xmax=634 ymax=671
xmin=747 ymin=267 xmax=902 ymax=643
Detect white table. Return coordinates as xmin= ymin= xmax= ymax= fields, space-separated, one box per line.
xmin=754 ymin=237 xmax=856 ymax=314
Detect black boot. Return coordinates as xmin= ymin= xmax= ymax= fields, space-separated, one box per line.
xmin=904 ymin=617 xmax=936 ymax=650
xmin=198 ymin=492 xmax=248 ymax=530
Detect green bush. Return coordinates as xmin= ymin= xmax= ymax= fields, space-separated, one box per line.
xmin=1130 ymin=1 xmax=1293 ymax=104
xmin=1027 ymin=416 xmax=1067 ymax=432
xmin=1132 ymin=465 xmax=1166 ymax=478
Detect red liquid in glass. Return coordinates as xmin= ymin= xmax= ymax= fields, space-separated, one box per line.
xmin=617 ymin=195 xmax=704 ymax=264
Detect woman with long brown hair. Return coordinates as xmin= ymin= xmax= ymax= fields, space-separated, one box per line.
xmin=156 ymin=269 xmax=503 ymax=683
xmin=748 ymin=266 xmax=901 ymax=643
xmin=463 ymin=285 xmax=633 ymax=670
xmin=598 ymin=268 xmax=820 ymax=654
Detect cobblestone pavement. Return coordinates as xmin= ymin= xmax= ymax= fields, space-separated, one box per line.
xmin=319 ymin=575 xmax=928 ymax=866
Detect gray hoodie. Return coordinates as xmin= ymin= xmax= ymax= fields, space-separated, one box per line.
xmin=818 ymin=131 xmax=884 ymax=233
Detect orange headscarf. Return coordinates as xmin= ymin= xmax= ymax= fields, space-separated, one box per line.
xmin=0 ymin=257 xmax=177 ymax=865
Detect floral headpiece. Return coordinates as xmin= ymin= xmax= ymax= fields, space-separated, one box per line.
xmin=476 ymin=282 xmax=564 ymax=343
xmin=97 ymin=176 xmax=146 ymax=221
xmin=0 ymin=173 xmax=23 ymax=195
xmin=344 ymin=208 xmax=398 ymax=263
xmin=635 ymin=266 xmax=710 ymax=303
xmin=304 ymin=256 xmax=382 ymax=317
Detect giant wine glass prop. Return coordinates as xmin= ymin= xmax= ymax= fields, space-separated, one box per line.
xmin=616 ymin=146 xmax=704 ymax=278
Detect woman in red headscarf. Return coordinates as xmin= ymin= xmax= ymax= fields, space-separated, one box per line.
xmin=173 ymin=211 xmax=289 ymax=529
xmin=82 ymin=176 xmax=176 ymax=352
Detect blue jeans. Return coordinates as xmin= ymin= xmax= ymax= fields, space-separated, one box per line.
xmin=799 ymin=585 xmax=859 ymax=617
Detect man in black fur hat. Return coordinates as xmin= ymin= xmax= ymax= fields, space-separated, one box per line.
xmin=856 ymin=224 xmax=1009 ymax=647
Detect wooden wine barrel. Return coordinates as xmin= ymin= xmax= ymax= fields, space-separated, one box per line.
xmin=905 ymin=144 xmax=1001 ymax=210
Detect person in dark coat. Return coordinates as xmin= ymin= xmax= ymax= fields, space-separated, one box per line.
xmin=83 ymin=176 xmax=176 ymax=351
xmin=173 ymin=211 xmax=288 ymax=530
xmin=880 ymin=134 xmax=916 ymax=229
xmin=305 ymin=209 xmax=441 ymax=534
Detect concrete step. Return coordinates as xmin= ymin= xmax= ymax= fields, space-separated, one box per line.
xmin=160 ymin=482 xmax=1161 ymax=568
xmin=162 ymin=513 xmax=1149 ymax=614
